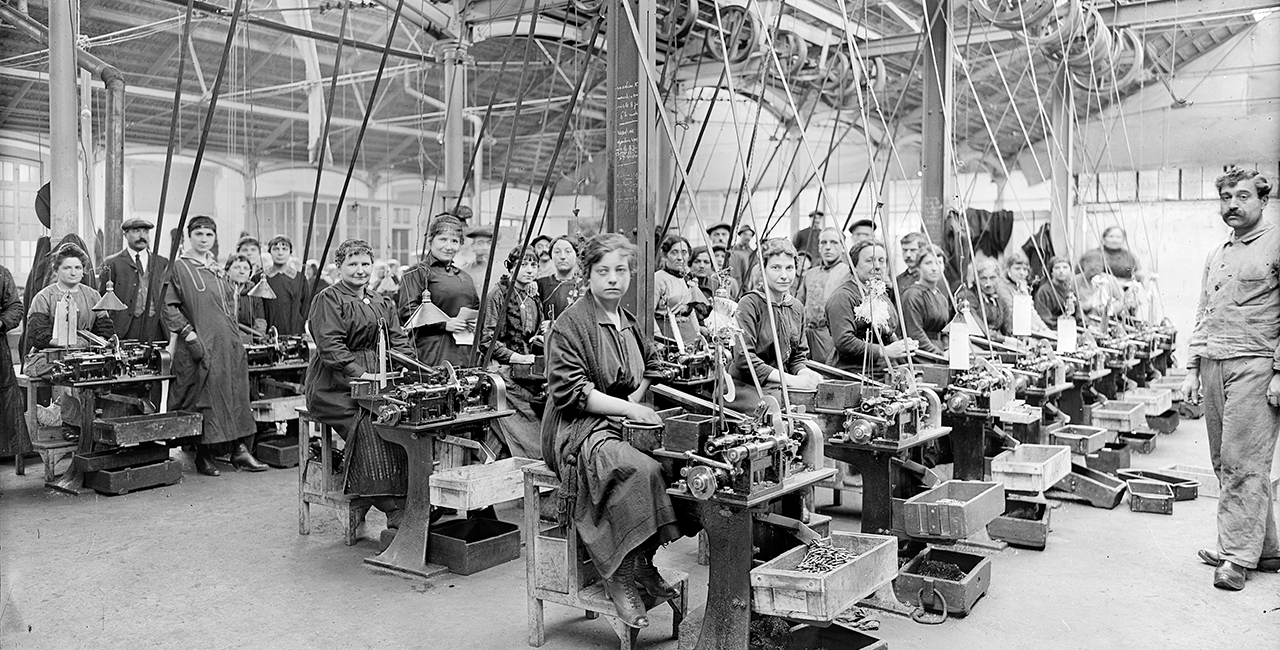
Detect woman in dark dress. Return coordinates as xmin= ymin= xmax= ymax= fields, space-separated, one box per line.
xmin=262 ymin=235 xmax=309 ymax=336
xmin=653 ymin=235 xmax=708 ymax=344
xmin=900 ymin=245 xmax=955 ymax=355
xmin=540 ymin=233 xmax=684 ymax=629
xmin=306 ymin=238 xmax=415 ymax=529
xmin=957 ymin=256 xmax=1012 ymax=342
xmin=826 ymin=240 xmax=916 ymax=377
xmin=225 ymin=254 xmax=266 ymax=335
xmin=398 ymin=215 xmax=478 ymax=366
xmin=163 ymin=216 xmax=264 ymax=475
xmin=480 ymin=246 xmax=546 ymax=459
xmin=726 ymin=239 xmax=824 ymax=412
xmin=1033 ymin=256 xmax=1081 ymax=328
xmin=535 ymin=236 xmax=581 ymax=323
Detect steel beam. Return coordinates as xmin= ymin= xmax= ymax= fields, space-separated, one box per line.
xmin=919 ymin=0 xmax=950 ymax=244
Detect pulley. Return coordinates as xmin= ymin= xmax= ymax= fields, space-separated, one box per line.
xmin=818 ymin=47 xmax=855 ymax=97
xmin=571 ymin=0 xmax=606 ymax=16
xmin=682 ymin=465 xmax=721 ymax=500
xmin=769 ymin=29 xmax=807 ymax=79
xmin=658 ymin=0 xmax=700 ymax=44
xmin=707 ymin=5 xmax=757 ymax=66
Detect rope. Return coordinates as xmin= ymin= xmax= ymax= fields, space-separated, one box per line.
xmin=310 ymin=0 xmax=407 ymax=296
xmin=299 ymin=0 xmax=353 ymax=274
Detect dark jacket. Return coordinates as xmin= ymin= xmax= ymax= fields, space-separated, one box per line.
xmin=99 ymin=249 xmax=169 ymax=342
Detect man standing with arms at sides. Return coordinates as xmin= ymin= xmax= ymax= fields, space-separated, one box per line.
xmin=793 ymin=210 xmax=824 ymax=262
xmin=262 ymin=236 xmax=308 ymax=335
xmin=730 ymin=223 xmax=757 ymax=289
xmin=896 ymin=232 xmax=926 ymax=298
xmin=99 ymin=218 xmax=168 ymax=342
xmin=796 ymin=227 xmax=850 ymax=363
xmin=462 ymin=225 xmax=497 ymax=293
xmin=1181 ymin=168 xmax=1280 ymax=591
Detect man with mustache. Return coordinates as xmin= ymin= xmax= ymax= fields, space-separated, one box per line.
xmin=98 ymin=218 xmax=169 ymax=342
xmin=1181 ymin=167 xmax=1280 ymax=591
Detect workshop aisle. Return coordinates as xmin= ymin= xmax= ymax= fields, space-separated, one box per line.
xmin=1 ymin=416 xmax=1276 ymax=650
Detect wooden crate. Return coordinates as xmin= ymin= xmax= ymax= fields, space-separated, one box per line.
xmin=93 ymin=411 xmax=202 ymax=446
xmin=989 ymin=444 xmax=1071 ymax=493
xmin=987 ymin=495 xmax=1051 ymax=550
xmin=74 ymin=442 xmax=169 ymax=472
xmin=1049 ymin=424 xmax=1110 ymax=455
xmin=83 ymin=458 xmax=182 ymax=495
xmin=1127 ymin=479 xmax=1174 ymax=514
xmin=427 ymin=518 xmax=520 ymax=575
xmin=429 ymin=457 xmax=537 ymax=511
xmin=251 ymin=395 xmax=306 ymax=423
xmin=1090 ymin=401 xmax=1145 ymax=433
xmin=899 ymin=481 xmax=1005 ymax=540
xmin=895 ymin=547 xmax=992 ymax=616
xmin=1118 ymin=430 xmax=1158 ymax=454
xmin=1125 ymin=388 xmax=1173 ymax=416
xmin=750 ymin=532 xmax=897 ymax=623
xmin=1085 ymin=442 xmax=1131 ymax=475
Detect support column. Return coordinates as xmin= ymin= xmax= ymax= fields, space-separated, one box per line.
xmin=441 ymin=42 xmax=467 ymax=215
xmin=919 ymin=0 xmax=951 ymax=243
xmin=49 ymin=0 xmax=81 ymax=242
xmin=606 ymin=0 xmax=656 ymax=319
xmin=79 ymin=68 xmax=97 ymax=255
xmin=1049 ymin=72 xmax=1077 ymax=260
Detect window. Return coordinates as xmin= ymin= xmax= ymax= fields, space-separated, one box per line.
xmin=0 ymin=157 xmax=44 ymax=288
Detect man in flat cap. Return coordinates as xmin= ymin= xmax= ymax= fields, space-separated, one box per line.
xmin=793 ymin=210 xmax=824 ymax=262
xmin=98 ymin=217 xmax=168 ymax=342
xmin=729 ymin=223 xmax=757 ymax=290
xmin=848 ymin=218 xmax=878 ymax=244
xmin=462 ymin=224 xmax=498 ymax=293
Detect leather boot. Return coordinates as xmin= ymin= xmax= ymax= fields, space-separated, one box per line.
xmin=1213 ymin=561 xmax=1247 ymax=591
xmin=231 ymin=443 xmax=269 ymax=472
xmin=634 ymin=550 xmax=677 ymax=599
xmin=195 ymin=448 xmax=220 ymax=477
xmin=602 ymin=551 xmax=649 ymax=628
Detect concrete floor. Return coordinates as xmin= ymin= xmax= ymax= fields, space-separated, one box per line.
xmin=1 ymin=416 xmax=1277 ymax=650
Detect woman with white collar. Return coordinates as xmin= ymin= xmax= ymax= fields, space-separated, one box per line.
xmin=162 ymin=215 xmax=262 ymax=476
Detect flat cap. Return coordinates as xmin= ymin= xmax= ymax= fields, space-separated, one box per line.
xmin=121 ymin=218 xmax=155 ymax=231
xmin=706 ymin=222 xmax=732 ymax=235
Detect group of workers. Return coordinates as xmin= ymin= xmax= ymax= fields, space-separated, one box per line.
xmin=1 ymin=166 xmax=1274 ymax=628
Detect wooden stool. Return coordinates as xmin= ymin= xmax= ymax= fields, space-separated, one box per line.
xmin=523 ymin=461 xmax=686 ymax=650
xmin=297 ymin=408 xmax=374 ymax=545
xmin=17 ymin=373 xmax=76 ymax=481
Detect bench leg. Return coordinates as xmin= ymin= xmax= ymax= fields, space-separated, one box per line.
xmin=15 ymin=451 xmax=24 ymax=476
xmin=299 ymin=498 xmax=312 ymax=535
xmin=341 ymin=503 xmax=368 ymax=546
xmin=605 ymin=616 xmax=639 ymax=650
xmin=43 ymin=452 xmax=56 ymax=483
xmin=670 ymin=579 xmax=687 ymax=639
xmin=527 ymin=596 xmax=545 ymax=647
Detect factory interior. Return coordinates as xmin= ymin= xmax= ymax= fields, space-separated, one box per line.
xmin=1 ymin=0 xmax=1278 ymax=648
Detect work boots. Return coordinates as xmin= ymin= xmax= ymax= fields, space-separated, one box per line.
xmin=230 ymin=443 xmax=269 ymax=472
xmin=634 ymin=550 xmax=677 ymax=599
xmin=602 ymin=551 xmax=649 ymax=628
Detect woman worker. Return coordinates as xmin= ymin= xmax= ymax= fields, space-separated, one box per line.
xmin=479 ymin=246 xmax=546 ymax=459
xmin=306 ymin=238 xmax=414 ymax=530
xmin=534 ymin=235 xmax=581 ymax=322
xmin=163 ymin=216 xmax=264 ymax=476
xmin=900 ymin=245 xmax=955 ymax=355
xmin=25 ymin=243 xmax=116 ymax=442
xmin=540 ymin=233 xmax=686 ymax=629
xmin=728 ymin=239 xmax=824 ymax=411
xmin=653 ymin=235 xmax=708 ymax=345
xmin=26 ymin=243 xmax=115 ymax=351
xmin=399 ymin=215 xmax=479 ymax=366
xmin=225 ymin=254 xmax=267 ymax=335
xmin=957 ymin=256 xmax=1012 ymax=342
xmin=826 ymin=240 xmax=916 ymax=377
xmin=1033 ymin=256 xmax=1081 ymax=328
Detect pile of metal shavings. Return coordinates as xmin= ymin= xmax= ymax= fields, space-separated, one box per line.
xmin=916 ymin=559 xmax=967 ymax=581
xmin=794 ymin=540 xmax=862 ymax=574
xmin=835 ymin=606 xmax=880 ymax=631
xmin=932 ymin=498 xmax=965 ymax=507
xmin=747 ymin=615 xmax=792 ymax=650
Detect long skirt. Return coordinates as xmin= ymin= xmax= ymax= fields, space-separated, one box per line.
xmin=494 ymin=373 xmax=542 ymax=460
xmin=341 ymin=413 xmax=408 ymax=497
xmin=575 ymin=428 xmax=681 ymax=579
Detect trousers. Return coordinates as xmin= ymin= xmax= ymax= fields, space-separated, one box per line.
xmin=1201 ymin=356 xmax=1280 ymax=568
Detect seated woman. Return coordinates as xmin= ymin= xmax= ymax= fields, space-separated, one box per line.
xmin=826 ymin=240 xmax=916 ymax=376
xmin=1033 ymin=256 xmax=1082 ymax=328
xmin=306 ymin=238 xmax=415 ymax=530
xmin=688 ymin=246 xmax=735 ymax=302
xmin=540 ymin=233 xmax=686 ymax=629
xmin=728 ymin=239 xmax=824 ymax=411
xmin=399 ymin=215 xmax=479 ymax=366
xmin=225 ymin=254 xmax=267 ymax=336
xmin=1075 ymin=251 xmax=1125 ymax=323
xmin=163 ymin=216 xmax=263 ymax=476
xmin=710 ymin=245 xmax=742 ymax=300
xmin=480 ymin=246 xmax=546 ymax=460
xmin=26 ymin=242 xmax=115 ymax=351
xmin=26 ymin=243 xmax=116 ymax=442
xmin=900 ymin=245 xmax=955 ymax=355
xmin=535 ymin=236 xmax=581 ymax=323
xmin=653 ymin=235 xmax=709 ymax=345
xmin=1087 ymin=226 xmax=1145 ymax=282
xmin=957 ymin=256 xmax=1012 ymax=342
